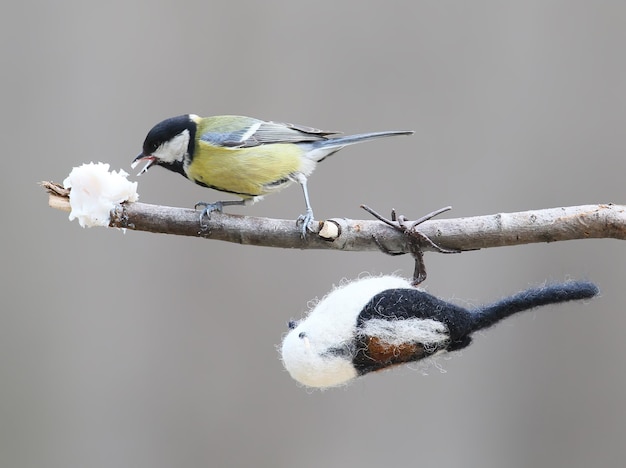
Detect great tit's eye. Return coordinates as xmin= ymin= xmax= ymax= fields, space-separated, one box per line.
xmin=288 ymin=320 xmax=298 ymax=330
xmin=143 ymin=142 xmax=158 ymax=155
xmin=298 ymin=332 xmax=307 ymax=339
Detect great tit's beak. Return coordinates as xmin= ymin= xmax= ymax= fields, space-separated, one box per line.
xmin=131 ymin=152 xmax=156 ymax=176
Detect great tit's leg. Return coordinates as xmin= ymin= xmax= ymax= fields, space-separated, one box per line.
xmin=195 ymin=200 xmax=246 ymax=228
xmin=294 ymin=174 xmax=314 ymax=238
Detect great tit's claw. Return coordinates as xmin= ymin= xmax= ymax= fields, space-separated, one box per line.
xmin=195 ymin=201 xmax=224 ymax=228
xmin=296 ymin=210 xmax=315 ymax=238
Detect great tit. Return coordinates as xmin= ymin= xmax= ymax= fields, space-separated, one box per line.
xmin=132 ymin=114 xmax=413 ymax=235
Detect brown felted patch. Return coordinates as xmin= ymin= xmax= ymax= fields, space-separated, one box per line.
xmin=364 ymin=336 xmax=426 ymax=366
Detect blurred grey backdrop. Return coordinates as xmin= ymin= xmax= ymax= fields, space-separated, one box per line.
xmin=2 ymin=1 xmax=625 ymax=467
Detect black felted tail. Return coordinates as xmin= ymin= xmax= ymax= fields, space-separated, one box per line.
xmin=470 ymin=281 xmax=599 ymax=332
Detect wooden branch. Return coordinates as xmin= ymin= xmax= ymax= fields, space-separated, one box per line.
xmin=41 ymin=181 xmax=626 ymax=253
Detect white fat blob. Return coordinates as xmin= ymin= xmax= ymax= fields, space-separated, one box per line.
xmin=281 ymin=275 xmax=413 ymax=389
xmin=63 ymin=162 xmax=139 ymax=228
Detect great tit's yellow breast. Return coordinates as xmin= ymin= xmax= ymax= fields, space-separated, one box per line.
xmin=186 ymin=141 xmax=305 ymax=198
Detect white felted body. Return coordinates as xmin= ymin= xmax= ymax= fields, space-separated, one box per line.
xmin=281 ymin=276 xmax=413 ymax=389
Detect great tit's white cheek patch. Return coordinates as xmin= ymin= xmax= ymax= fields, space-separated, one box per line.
xmin=153 ymin=129 xmax=190 ymax=163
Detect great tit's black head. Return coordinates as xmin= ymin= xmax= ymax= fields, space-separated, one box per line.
xmin=132 ymin=114 xmax=198 ymax=176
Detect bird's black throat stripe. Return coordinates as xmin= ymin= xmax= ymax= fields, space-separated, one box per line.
xmin=263 ymin=177 xmax=291 ymax=189
xmin=190 ymin=175 xmax=292 ymax=198
xmin=191 ymin=178 xmax=259 ymax=198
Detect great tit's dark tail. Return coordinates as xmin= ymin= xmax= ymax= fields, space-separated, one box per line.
xmin=323 ymin=130 xmax=414 ymax=148
xmin=305 ymin=130 xmax=414 ymax=162
xmin=470 ymin=281 xmax=599 ymax=332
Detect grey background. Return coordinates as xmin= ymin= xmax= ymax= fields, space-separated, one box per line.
xmin=2 ymin=1 xmax=625 ymax=467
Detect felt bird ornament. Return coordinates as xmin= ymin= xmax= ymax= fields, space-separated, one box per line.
xmin=281 ymin=276 xmax=598 ymax=389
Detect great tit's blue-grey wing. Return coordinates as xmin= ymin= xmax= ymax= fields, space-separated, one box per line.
xmin=199 ymin=115 xmax=339 ymax=148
